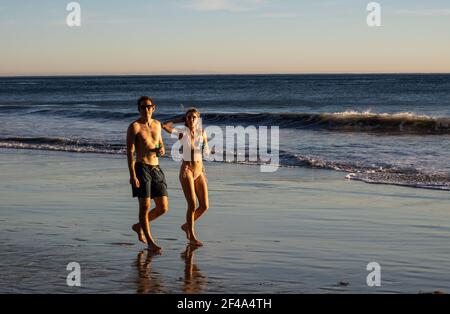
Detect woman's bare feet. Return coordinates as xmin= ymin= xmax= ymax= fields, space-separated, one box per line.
xmin=189 ymin=239 xmax=203 ymax=247
xmin=181 ymin=223 xmax=191 ymax=240
xmin=183 ymin=223 xmax=203 ymax=246
xmin=132 ymin=223 xmax=147 ymax=244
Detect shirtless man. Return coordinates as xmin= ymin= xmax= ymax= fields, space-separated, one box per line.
xmin=127 ymin=96 xmax=169 ymax=252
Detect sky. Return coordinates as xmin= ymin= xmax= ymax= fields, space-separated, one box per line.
xmin=0 ymin=0 xmax=449 ymax=75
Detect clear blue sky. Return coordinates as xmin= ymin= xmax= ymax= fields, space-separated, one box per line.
xmin=1 ymin=0 xmax=449 ymax=75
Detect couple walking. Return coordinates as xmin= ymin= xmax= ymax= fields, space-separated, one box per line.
xmin=127 ymin=96 xmax=209 ymax=252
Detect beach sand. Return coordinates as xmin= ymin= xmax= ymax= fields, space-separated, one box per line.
xmin=0 ymin=148 xmax=449 ymax=293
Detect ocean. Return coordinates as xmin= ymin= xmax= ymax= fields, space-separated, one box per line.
xmin=1 ymin=74 xmax=449 ymax=190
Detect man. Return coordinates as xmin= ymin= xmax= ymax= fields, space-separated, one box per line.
xmin=127 ymin=96 xmax=169 ymax=252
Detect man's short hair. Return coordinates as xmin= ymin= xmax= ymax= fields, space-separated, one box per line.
xmin=137 ymin=96 xmax=154 ymax=111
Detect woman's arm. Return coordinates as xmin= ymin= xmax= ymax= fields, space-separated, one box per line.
xmin=202 ymin=129 xmax=210 ymax=156
xmin=161 ymin=116 xmax=185 ymax=134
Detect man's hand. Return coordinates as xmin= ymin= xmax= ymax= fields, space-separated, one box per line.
xmin=130 ymin=176 xmax=140 ymax=188
xmin=158 ymin=145 xmax=165 ymax=157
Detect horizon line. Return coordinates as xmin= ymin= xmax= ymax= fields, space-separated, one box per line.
xmin=2 ymin=72 xmax=450 ymax=78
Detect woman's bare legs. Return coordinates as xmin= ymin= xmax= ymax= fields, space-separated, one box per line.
xmin=180 ymin=169 xmax=204 ymax=246
xmin=194 ymin=173 xmax=209 ymax=220
xmin=180 ymin=172 xmax=209 ymax=246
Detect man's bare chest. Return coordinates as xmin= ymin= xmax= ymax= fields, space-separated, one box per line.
xmin=137 ymin=127 xmax=158 ymax=145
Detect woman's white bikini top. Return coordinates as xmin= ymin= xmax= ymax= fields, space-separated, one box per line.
xmin=172 ymin=126 xmax=205 ymax=162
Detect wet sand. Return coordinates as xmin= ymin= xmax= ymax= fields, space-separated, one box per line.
xmin=0 ymin=148 xmax=449 ymax=293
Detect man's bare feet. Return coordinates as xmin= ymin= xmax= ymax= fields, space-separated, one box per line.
xmin=132 ymin=223 xmax=147 ymax=244
xmin=147 ymin=242 xmax=162 ymax=253
xmin=181 ymin=223 xmax=191 ymax=240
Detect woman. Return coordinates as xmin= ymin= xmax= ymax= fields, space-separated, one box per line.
xmin=162 ymin=108 xmax=209 ymax=246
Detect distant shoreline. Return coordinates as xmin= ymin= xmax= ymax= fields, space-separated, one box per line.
xmin=2 ymin=73 xmax=450 ymax=79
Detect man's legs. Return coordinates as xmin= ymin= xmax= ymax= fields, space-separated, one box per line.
xmin=153 ymin=196 xmax=169 ymax=218
xmin=133 ymin=196 xmax=169 ymax=244
xmin=138 ymin=197 xmax=161 ymax=252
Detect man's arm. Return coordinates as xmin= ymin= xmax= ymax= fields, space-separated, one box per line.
xmin=156 ymin=121 xmax=165 ymax=157
xmin=158 ymin=136 xmax=165 ymax=157
xmin=126 ymin=123 xmax=140 ymax=187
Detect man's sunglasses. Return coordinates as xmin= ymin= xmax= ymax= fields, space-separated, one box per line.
xmin=140 ymin=104 xmax=155 ymax=110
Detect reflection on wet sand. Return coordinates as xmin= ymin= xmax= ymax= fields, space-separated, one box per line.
xmin=136 ymin=250 xmax=166 ymax=294
xmin=181 ymin=245 xmax=207 ymax=293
